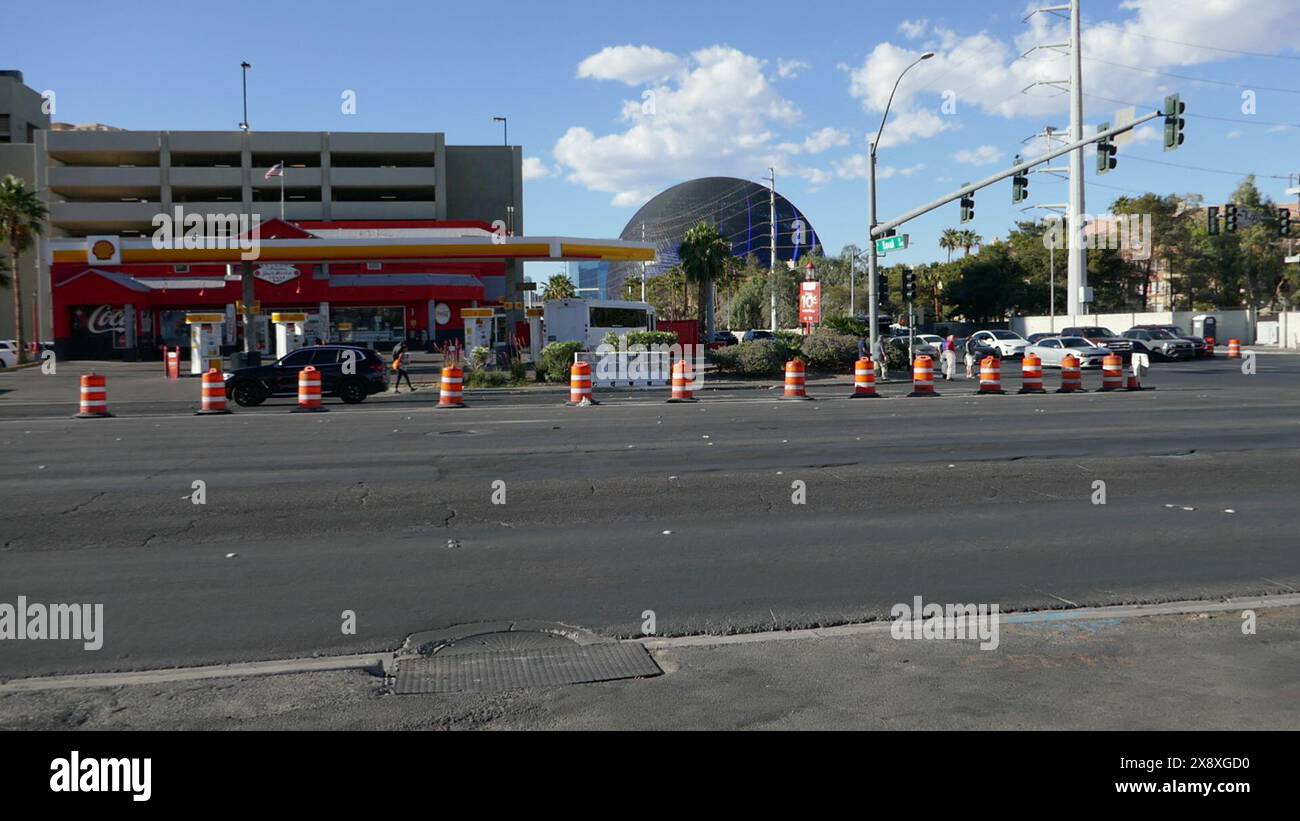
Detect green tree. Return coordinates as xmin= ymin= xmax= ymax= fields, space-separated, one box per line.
xmin=540 ymin=272 xmax=576 ymax=301
xmin=939 ymin=228 xmax=961 ymax=263
xmin=678 ymin=220 xmax=731 ymax=336
xmin=958 ymin=229 xmax=983 ymax=257
xmin=0 ymin=175 xmax=48 ymax=364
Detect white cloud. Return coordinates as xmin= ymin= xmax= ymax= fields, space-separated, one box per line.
xmin=522 ymin=157 xmax=555 ymax=181
xmin=898 ymin=19 xmax=928 ymax=40
xmin=1226 ymin=130 xmax=1243 ymax=140
xmin=556 ymin=45 xmax=812 ymax=206
xmin=779 ymin=127 xmax=850 ymax=155
xmin=833 ymin=155 xmax=924 ymax=181
xmin=953 ymin=144 xmax=1004 ymax=165
xmin=576 ymin=45 xmax=684 ymax=85
xmin=777 ymin=58 xmax=809 ymax=79
xmin=844 ymin=0 xmax=1300 ymax=147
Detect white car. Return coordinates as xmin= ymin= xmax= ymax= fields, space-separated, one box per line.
xmin=916 ymin=333 xmax=948 ymax=351
xmin=968 ymin=330 xmax=1029 ymax=358
xmin=0 ymin=340 xmax=18 ymax=368
xmin=1024 ymin=336 xmax=1112 ymax=368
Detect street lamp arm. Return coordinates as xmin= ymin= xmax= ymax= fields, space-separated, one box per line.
xmin=872 ymin=53 xmax=933 ymax=156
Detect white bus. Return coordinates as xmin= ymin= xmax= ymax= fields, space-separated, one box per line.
xmin=543 ymin=299 xmax=656 ymax=350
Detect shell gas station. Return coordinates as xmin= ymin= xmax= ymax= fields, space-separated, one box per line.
xmin=46 ymin=219 xmax=654 ymax=365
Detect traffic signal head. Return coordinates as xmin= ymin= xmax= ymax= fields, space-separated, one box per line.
xmin=1207 ymin=205 xmax=1219 ymax=236
xmin=1011 ymin=157 xmax=1029 ymax=203
xmin=1224 ymin=202 xmax=1237 ymax=233
xmin=877 ymin=273 xmax=888 ymax=295
xmin=1280 ymin=207 xmax=1292 ymax=237
xmin=1164 ymin=94 xmax=1186 ymax=151
xmin=960 ymin=189 xmax=974 ymax=223
xmin=1096 ymin=123 xmax=1117 ymax=174
xmin=904 ymin=270 xmax=916 ymax=302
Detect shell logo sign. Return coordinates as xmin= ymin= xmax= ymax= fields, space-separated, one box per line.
xmin=86 ymin=236 xmax=121 ymax=266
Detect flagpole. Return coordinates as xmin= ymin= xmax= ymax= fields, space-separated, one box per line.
xmin=279 ymin=159 xmax=285 ymax=221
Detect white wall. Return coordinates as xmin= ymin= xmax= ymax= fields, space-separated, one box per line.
xmin=1011 ymin=310 xmax=1256 ymax=344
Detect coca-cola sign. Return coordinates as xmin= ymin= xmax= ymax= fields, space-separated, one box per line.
xmin=87 ymin=304 xmax=126 ymax=335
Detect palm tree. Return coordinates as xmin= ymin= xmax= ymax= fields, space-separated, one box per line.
xmin=959 ymin=230 xmax=983 ymax=257
xmin=0 ymin=175 xmax=48 ymax=365
xmin=540 ymin=272 xmax=576 ymax=301
xmin=678 ymin=220 xmax=730 ymax=336
xmin=939 ymin=228 xmax=962 ymax=263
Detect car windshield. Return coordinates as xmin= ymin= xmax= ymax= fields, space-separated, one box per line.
xmin=991 ymin=331 xmax=1022 ymax=340
xmin=1148 ymin=330 xmax=1176 ymax=340
xmin=1061 ymin=337 xmax=1093 ymax=348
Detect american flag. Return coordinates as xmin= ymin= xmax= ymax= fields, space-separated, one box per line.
xmin=264 ymin=162 xmax=284 ymax=179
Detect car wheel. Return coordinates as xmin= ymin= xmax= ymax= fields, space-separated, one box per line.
xmin=338 ymin=379 xmax=367 ymax=404
xmin=230 ymin=382 xmax=266 ymax=407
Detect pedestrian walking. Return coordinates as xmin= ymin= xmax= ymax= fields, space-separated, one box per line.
xmin=873 ymin=333 xmax=888 ymax=381
xmin=942 ymin=335 xmax=957 ymax=380
xmin=391 ymin=341 xmax=414 ymax=393
xmin=857 ymin=334 xmax=868 ymax=362
xmin=963 ymin=337 xmax=976 ymax=379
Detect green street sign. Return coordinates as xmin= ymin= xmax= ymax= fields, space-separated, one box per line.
xmin=875 ymin=234 xmax=908 ymax=254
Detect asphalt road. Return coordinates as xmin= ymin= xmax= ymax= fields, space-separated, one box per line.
xmin=1 ymin=355 xmax=1298 ymax=679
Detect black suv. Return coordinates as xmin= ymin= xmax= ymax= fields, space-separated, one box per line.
xmin=224 ymin=345 xmax=390 ymax=406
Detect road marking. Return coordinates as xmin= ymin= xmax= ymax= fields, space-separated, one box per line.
xmin=637 ymin=593 xmax=1300 ymax=650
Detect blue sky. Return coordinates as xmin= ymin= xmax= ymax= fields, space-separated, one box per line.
xmin=7 ymin=0 xmax=1299 ymax=275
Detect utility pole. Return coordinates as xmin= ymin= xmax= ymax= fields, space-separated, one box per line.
xmin=766 ymin=168 xmax=777 ymax=331
xmin=239 ymin=62 xmax=250 ymax=131
xmin=640 ymin=222 xmax=647 ymax=303
xmin=868 ymin=140 xmax=878 ymax=341
xmin=1066 ymin=0 xmax=1087 ymax=318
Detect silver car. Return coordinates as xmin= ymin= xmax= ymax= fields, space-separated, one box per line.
xmin=1024 ymin=336 xmax=1113 ymax=369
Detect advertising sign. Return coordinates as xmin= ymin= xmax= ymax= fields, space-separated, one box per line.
xmin=799 ymin=281 xmax=821 ymax=325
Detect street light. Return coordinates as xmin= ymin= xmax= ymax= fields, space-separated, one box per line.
xmin=492 ymin=116 xmax=508 ymax=146
xmin=239 ymin=62 xmax=251 ymax=131
xmin=868 ymin=51 xmax=932 ymax=348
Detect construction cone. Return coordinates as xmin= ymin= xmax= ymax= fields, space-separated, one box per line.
xmin=976 ymin=356 xmax=1006 ymax=395
xmin=437 ymin=365 xmax=466 ymax=408
xmin=1057 ymin=355 xmax=1084 ymax=393
xmin=908 ymin=355 xmax=939 ymax=397
xmin=1125 ymin=362 xmax=1151 ymax=391
xmin=292 ymin=365 xmax=328 ymax=412
xmin=850 ymin=357 xmax=879 ymax=398
xmin=666 ymin=359 xmax=697 ymax=403
xmin=1097 ymin=354 xmax=1124 ymax=391
xmin=566 ymin=361 xmax=597 ymax=406
xmin=196 ymin=367 xmax=232 ymax=415
xmin=75 ymin=373 xmax=112 ymax=418
xmin=781 ymin=360 xmax=811 ymax=400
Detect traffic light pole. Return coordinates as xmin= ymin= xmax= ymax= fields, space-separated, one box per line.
xmin=870 ymin=113 xmax=1161 ymax=241
xmin=868 ymin=141 xmax=880 ymax=345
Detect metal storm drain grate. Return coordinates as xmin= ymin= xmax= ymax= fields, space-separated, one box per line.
xmin=393 ymin=624 xmax=661 ymax=694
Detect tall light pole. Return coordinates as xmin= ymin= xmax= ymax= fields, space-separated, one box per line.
xmin=868 ymin=51 xmax=933 ymax=344
xmin=492 ymin=116 xmax=508 ymax=146
xmin=239 ymin=62 xmax=251 ymax=131
xmin=1065 ymin=0 xmax=1087 ymax=318
xmin=766 ymin=167 xmax=777 ymax=331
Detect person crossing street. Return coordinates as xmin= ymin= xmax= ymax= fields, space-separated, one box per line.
xmin=391 ymin=340 xmax=415 ymax=393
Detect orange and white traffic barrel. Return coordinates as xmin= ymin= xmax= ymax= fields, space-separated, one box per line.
xmin=291 ymin=365 xmax=327 ymax=412
xmin=566 ymin=361 xmax=597 ymax=406
xmin=782 ymin=359 xmax=810 ymax=400
xmin=196 ymin=368 xmax=231 ymax=415
xmin=850 ymin=357 xmax=879 ymax=398
xmin=1204 ymin=336 xmax=1215 ymax=357
xmin=1097 ymin=354 xmax=1124 ymax=391
xmin=1056 ymin=355 xmax=1083 ymax=393
xmin=977 ymin=355 xmax=1006 ymax=395
xmin=438 ymin=365 xmax=466 ymax=408
xmin=75 ymin=372 xmax=112 ymax=418
xmin=1226 ymin=339 xmax=1241 ymax=359
xmin=1018 ymin=353 xmax=1046 ymax=394
xmin=908 ymin=355 xmax=938 ymax=397
xmin=667 ymin=358 xmax=697 ymax=403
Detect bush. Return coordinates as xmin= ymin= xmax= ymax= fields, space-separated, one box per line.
xmin=706 ymin=345 xmax=742 ymax=373
xmin=801 ymin=330 xmax=859 ymax=371
xmin=822 ymin=315 xmax=868 ymax=338
xmin=602 ymin=330 xmax=678 ymax=348
xmin=734 ymin=339 xmax=787 ymax=376
xmin=774 ymin=330 xmax=804 ymax=354
xmin=539 ymin=341 xmax=585 ymax=383
xmin=465 ymin=369 xmax=511 ymax=388
xmin=509 ymin=359 xmax=527 ymax=382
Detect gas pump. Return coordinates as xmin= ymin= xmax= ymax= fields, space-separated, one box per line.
xmin=462 ymin=307 xmax=497 ymax=350
xmin=524 ymin=307 xmax=544 ymax=364
xmin=272 ymin=312 xmax=308 ymax=360
xmin=185 ymin=313 xmax=225 ymax=375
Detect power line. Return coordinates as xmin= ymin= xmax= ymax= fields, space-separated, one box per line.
xmin=1083 ymin=91 xmax=1300 ymax=129
xmin=1120 ymin=31 xmax=1300 ymax=62
xmin=1119 ymin=154 xmax=1292 ymax=180
xmin=1082 ymin=55 xmax=1300 ymax=94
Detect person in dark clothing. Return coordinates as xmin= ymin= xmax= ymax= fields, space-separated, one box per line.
xmin=391 ymin=341 xmax=414 ymax=392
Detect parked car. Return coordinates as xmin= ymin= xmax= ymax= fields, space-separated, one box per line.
xmin=888 ymin=336 xmax=940 ymax=359
xmin=967 ymin=329 xmax=1029 ymax=358
xmin=916 ymin=333 xmax=948 ymax=351
xmin=1024 ymin=336 xmax=1113 ymax=368
xmin=1131 ymin=324 xmax=1208 ymax=357
xmin=224 ymin=345 xmax=389 ymax=406
xmin=1060 ymin=326 xmax=1136 ymax=360
xmin=1122 ymin=328 xmax=1195 ymax=360
xmin=1026 ymin=332 xmax=1057 ymax=344
xmin=0 ymin=340 xmax=17 ymax=368
xmin=708 ymin=331 xmax=738 ymax=347
xmin=740 ymin=329 xmax=775 ymax=343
